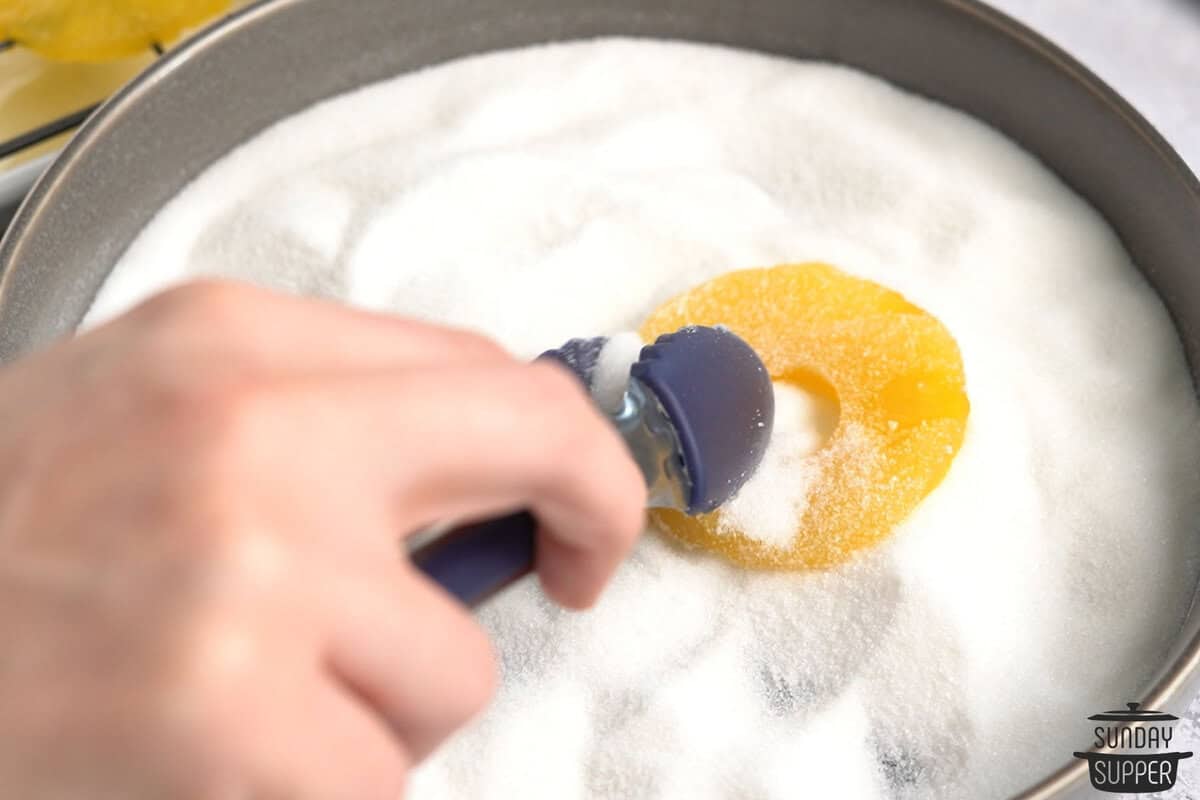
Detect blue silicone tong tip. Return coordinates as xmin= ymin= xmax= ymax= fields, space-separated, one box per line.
xmin=411 ymin=325 xmax=774 ymax=606
xmin=631 ymin=325 xmax=774 ymax=514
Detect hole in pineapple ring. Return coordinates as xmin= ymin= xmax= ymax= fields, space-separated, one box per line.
xmin=709 ymin=379 xmax=839 ymax=553
xmin=640 ymin=262 xmax=969 ymax=570
xmin=775 ymin=370 xmax=840 ymax=448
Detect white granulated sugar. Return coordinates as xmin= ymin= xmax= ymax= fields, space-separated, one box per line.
xmin=88 ymin=39 xmax=1200 ymax=799
xmin=590 ymin=331 xmax=645 ymax=414
xmin=717 ymin=382 xmax=836 ymax=549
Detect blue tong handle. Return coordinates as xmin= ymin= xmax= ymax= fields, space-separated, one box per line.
xmin=410 ymin=513 xmax=535 ymax=607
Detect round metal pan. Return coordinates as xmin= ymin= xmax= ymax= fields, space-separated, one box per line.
xmin=1 ymin=0 xmax=1197 ymax=796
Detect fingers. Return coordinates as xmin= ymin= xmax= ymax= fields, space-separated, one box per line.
xmin=321 ymin=557 xmax=496 ymax=761
xmin=114 ymin=279 xmax=512 ymax=377
xmin=245 ymin=361 xmax=647 ymax=607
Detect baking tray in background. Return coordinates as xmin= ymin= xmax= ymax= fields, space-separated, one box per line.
xmin=0 ymin=5 xmax=254 ymax=230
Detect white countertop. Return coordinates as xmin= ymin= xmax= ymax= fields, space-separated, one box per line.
xmin=991 ymin=0 xmax=1199 ymax=172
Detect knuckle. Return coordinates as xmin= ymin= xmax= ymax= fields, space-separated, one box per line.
xmin=530 ymin=359 xmax=588 ymax=406
xmin=123 ymin=282 xmax=260 ymax=383
xmin=192 ymin=382 xmax=275 ymax=464
xmin=135 ymin=280 xmax=254 ymax=345
xmin=177 ymin=616 xmax=261 ymax=692
xmin=452 ymin=329 xmax=509 ymax=361
xmin=150 ymin=279 xmax=252 ymax=322
xmin=108 ymin=387 xmax=262 ymax=531
xmin=153 ymin=382 xmax=265 ymax=472
xmin=142 ymin=615 xmax=262 ymax=749
xmin=90 ymin=286 xmax=277 ymax=428
xmin=156 ymin=385 xmax=279 ymax=553
xmin=195 ymin=520 xmax=289 ymax=593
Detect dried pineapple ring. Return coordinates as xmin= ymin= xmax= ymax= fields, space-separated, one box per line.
xmin=640 ymin=262 xmax=969 ymax=569
xmin=0 ymin=0 xmax=230 ymax=62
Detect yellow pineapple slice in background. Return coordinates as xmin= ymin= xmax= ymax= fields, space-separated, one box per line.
xmin=0 ymin=0 xmax=231 ymax=62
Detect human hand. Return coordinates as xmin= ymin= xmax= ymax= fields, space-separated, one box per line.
xmin=0 ymin=281 xmax=646 ymax=799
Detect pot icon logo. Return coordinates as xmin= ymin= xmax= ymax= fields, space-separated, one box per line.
xmin=1073 ymin=702 xmax=1192 ymax=793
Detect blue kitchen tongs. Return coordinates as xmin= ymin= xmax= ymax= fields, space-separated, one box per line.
xmin=409 ymin=326 xmax=775 ymax=607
